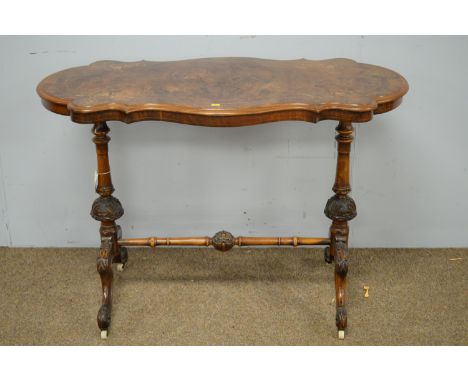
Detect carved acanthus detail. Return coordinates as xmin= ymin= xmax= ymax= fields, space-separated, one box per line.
xmin=324 ymin=195 xmax=357 ymax=221
xmin=334 ymin=239 xmax=349 ymax=277
xmin=91 ymin=196 xmax=124 ymax=222
xmin=97 ymin=238 xmax=113 ymax=274
xmin=211 ymin=230 xmax=235 ymax=252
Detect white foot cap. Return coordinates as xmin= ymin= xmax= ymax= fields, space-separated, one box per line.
xmin=101 ymin=330 xmax=108 ymax=339
xmin=116 ymin=263 xmax=125 ymax=272
xmin=338 ymin=330 xmax=345 ymax=340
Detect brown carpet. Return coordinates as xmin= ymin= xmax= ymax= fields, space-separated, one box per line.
xmin=0 ymin=247 xmax=466 ymax=345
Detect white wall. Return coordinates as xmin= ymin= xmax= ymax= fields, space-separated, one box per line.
xmin=0 ymin=36 xmax=466 ymax=248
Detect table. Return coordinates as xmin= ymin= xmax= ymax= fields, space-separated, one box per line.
xmin=37 ymin=57 xmax=409 ymax=340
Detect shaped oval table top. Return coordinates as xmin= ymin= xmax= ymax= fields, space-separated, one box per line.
xmin=37 ymin=57 xmax=409 ymax=126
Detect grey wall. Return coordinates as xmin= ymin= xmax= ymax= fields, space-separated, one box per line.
xmin=0 ymin=36 xmax=467 ymax=248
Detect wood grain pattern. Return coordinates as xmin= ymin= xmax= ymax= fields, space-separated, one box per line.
xmin=37 ymin=57 xmax=408 ymax=126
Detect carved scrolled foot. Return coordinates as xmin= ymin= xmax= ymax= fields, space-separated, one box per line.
xmin=110 ymin=225 xmax=128 ymax=271
xmin=116 ymin=263 xmax=125 ymax=272
xmin=324 ymin=246 xmax=333 ymax=264
xmin=113 ymin=247 xmax=128 ymax=271
xmin=336 ymin=306 xmax=347 ymax=330
xmin=98 ymin=303 xmax=111 ymax=331
xmin=119 ymin=246 xmax=128 ymax=264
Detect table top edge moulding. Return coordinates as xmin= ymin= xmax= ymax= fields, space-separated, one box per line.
xmin=37 ymin=57 xmax=409 ymax=126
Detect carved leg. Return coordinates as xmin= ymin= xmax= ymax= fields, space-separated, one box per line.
xmin=334 ymin=236 xmax=349 ymax=338
xmin=112 ymin=225 xmax=128 ymax=271
xmin=324 ymin=246 xmax=333 ymax=264
xmin=324 ymin=121 xmax=357 ymax=339
xmin=91 ymin=122 xmax=125 ymax=338
xmin=97 ymin=237 xmax=113 ymax=338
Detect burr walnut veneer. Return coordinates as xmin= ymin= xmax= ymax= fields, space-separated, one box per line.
xmin=37 ymin=57 xmax=408 ymax=339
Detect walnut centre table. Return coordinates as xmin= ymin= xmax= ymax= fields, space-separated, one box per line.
xmin=37 ymin=57 xmax=409 ymax=340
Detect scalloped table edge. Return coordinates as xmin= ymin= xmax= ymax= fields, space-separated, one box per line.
xmin=36 ymin=60 xmax=409 ymax=126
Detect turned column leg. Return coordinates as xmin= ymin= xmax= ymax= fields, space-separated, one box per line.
xmin=90 ymin=121 xmax=125 ymax=339
xmin=324 ymin=121 xmax=357 ymax=339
